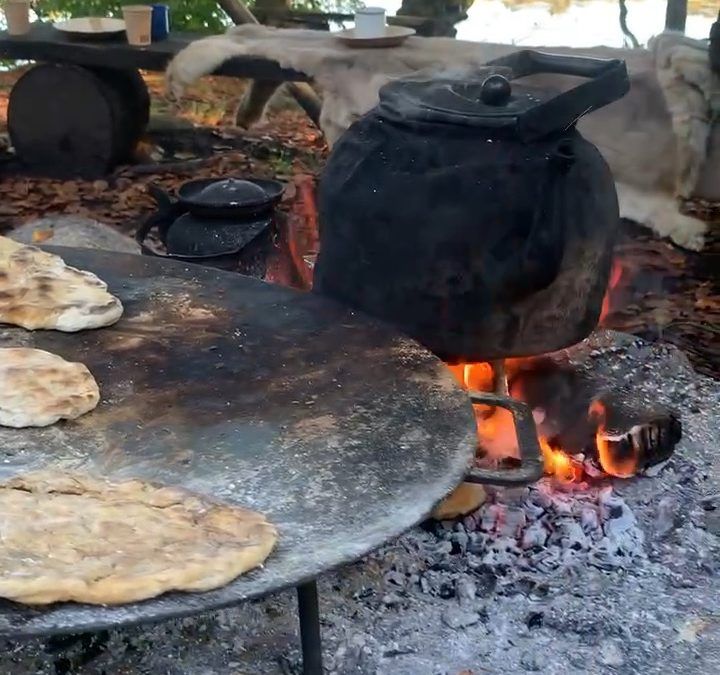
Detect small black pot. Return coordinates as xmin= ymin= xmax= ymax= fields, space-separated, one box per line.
xmin=136 ymin=183 xmax=278 ymax=275
xmin=165 ymin=211 xmax=271 ymax=257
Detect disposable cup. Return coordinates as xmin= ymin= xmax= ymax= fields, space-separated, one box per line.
xmin=4 ymin=0 xmax=31 ymax=36
xmin=122 ymin=5 xmax=152 ymax=46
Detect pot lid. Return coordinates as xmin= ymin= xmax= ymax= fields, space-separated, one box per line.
xmin=189 ymin=178 xmax=269 ymax=207
xmin=377 ymin=51 xmax=629 ymax=141
xmin=378 ymin=75 xmax=551 ymax=133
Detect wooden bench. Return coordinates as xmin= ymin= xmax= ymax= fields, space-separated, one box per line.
xmin=0 ymin=22 xmax=309 ymax=179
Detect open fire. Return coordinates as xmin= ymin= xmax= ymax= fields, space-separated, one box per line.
xmin=266 ymin=180 xmax=680 ymax=487
xmin=446 ymin=361 xmax=626 ymax=482
xmin=446 ymin=265 xmax=678 ymax=483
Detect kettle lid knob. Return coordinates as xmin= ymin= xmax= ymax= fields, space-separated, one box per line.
xmin=480 ymin=75 xmax=512 ymax=106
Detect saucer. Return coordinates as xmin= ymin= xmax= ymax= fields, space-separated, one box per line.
xmin=335 ymin=25 xmax=415 ymax=49
xmin=54 ymin=17 xmax=126 ymax=40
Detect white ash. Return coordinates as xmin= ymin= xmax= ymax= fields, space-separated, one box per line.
xmin=441 ymin=479 xmax=646 ymax=578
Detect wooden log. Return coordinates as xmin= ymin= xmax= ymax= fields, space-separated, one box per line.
xmin=591 ymin=395 xmax=682 ymax=476
xmin=507 ymin=354 xmax=682 ymax=476
xmin=93 ymin=67 xmax=150 ymax=163
xmin=710 ymin=11 xmax=720 ymax=75
xmin=7 ymin=63 xmax=150 ymax=178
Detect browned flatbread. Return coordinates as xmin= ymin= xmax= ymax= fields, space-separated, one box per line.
xmin=0 ymin=236 xmax=123 ymax=331
xmin=0 ymin=472 xmax=278 ymax=605
xmin=0 ymin=348 xmax=99 ymax=428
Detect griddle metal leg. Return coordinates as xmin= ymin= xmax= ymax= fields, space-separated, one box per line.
xmin=297 ymin=579 xmax=323 ymax=674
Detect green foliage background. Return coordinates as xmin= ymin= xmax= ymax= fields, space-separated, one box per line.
xmin=33 ymin=0 xmax=363 ymax=33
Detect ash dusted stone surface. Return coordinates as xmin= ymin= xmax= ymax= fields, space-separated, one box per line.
xmin=0 ymin=331 xmax=718 ymax=674
xmin=9 ymin=217 xmax=140 ymax=255
xmin=0 ymin=247 xmax=476 ymax=636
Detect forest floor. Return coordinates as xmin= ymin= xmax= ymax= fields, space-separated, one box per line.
xmin=0 ymin=68 xmax=717 ymax=378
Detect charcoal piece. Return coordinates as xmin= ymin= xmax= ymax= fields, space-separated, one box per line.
xmin=550 ymin=519 xmax=589 ymax=551
xmin=454 ymin=577 xmax=478 ymax=605
xmin=498 ymin=507 xmax=527 ymax=538
xmin=525 ymin=611 xmax=544 ymax=629
xmin=580 ymin=507 xmax=600 ymax=532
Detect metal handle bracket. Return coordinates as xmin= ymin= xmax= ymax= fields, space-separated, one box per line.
xmin=464 ymin=391 xmax=545 ymax=487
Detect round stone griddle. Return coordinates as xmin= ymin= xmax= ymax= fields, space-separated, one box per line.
xmin=0 ymin=247 xmax=476 ymax=638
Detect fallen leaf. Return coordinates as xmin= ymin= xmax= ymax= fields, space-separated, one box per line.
xmin=31 ymin=229 xmax=54 ymax=243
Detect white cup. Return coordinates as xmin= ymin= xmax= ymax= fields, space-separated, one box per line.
xmin=354 ymin=7 xmax=386 ymax=38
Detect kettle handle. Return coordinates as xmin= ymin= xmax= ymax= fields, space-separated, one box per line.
xmin=485 ymin=50 xmax=630 ymax=141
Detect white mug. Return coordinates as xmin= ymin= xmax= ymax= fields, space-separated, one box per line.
xmin=354 ymin=6 xmax=386 ymax=38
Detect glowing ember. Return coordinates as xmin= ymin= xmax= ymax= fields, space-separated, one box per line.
xmin=540 ymin=437 xmax=583 ymax=483
xmin=447 ymin=362 xmax=494 ymax=391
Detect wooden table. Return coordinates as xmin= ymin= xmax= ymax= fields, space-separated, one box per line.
xmin=0 ymin=22 xmax=309 ymax=178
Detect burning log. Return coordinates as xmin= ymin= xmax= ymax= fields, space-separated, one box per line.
xmin=451 ymin=341 xmax=683 ymax=485
xmin=589 ymin=397 xmax=682 ymax=477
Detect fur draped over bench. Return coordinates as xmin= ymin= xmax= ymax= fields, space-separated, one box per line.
xmin=167 ymin=26 xmax=719 ymax=251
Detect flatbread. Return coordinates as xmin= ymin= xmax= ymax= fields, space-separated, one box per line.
xmin=0 ymin=236 xmax=123 ymax=331
xmin=0 ymin=471 xmax=278 ymax=605
xmin=0 ymin=348 xmax=99 ymax=428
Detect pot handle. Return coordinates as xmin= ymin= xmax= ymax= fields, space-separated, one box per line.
xmin=485 ymin=50 xmax=630 ymax=142
xmin=147 ymin=182 xmax=175 ymax=210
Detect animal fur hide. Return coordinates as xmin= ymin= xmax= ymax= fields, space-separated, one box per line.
xmin=166 ymin=26 xmax=719 ymax=251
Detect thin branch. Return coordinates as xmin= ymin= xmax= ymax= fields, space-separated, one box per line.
xmin=619 ymin=0 xmax=640 ymax=48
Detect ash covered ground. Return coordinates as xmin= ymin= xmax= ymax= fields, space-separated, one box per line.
xmin=2 ymin=331 xmax=718 ymax=675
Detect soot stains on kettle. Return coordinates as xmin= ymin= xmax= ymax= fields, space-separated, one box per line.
xmin=315 ymin=51 xmax=630 ymax=362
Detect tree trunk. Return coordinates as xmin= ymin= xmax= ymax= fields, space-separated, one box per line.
xmin=664 ymin=0 xmax=688 ymax=33
xmin=710 ymin=11 xmax=720 ymax=75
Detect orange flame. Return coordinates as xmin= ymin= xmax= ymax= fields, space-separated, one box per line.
xmin=599 ymin=260 xmax=624 ymax=325
xmin=540 ymin=437 xmax=583 ymax=482
xmin=449 ymin=361 xmax=582 ymax=481
xmin=447 ymin=362 xmax=494 ymax=391
xmin=589 ymin=399 xmax=639 ymax=478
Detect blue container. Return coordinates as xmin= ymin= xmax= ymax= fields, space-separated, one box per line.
xmin=151 ymin=4 xmax=170 ymax=41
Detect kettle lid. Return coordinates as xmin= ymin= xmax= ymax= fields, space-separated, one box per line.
xmin=377 ymin=50 xmax=630 ymax=142
xmin=378 ymin=74 xmax=550 ymax=133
